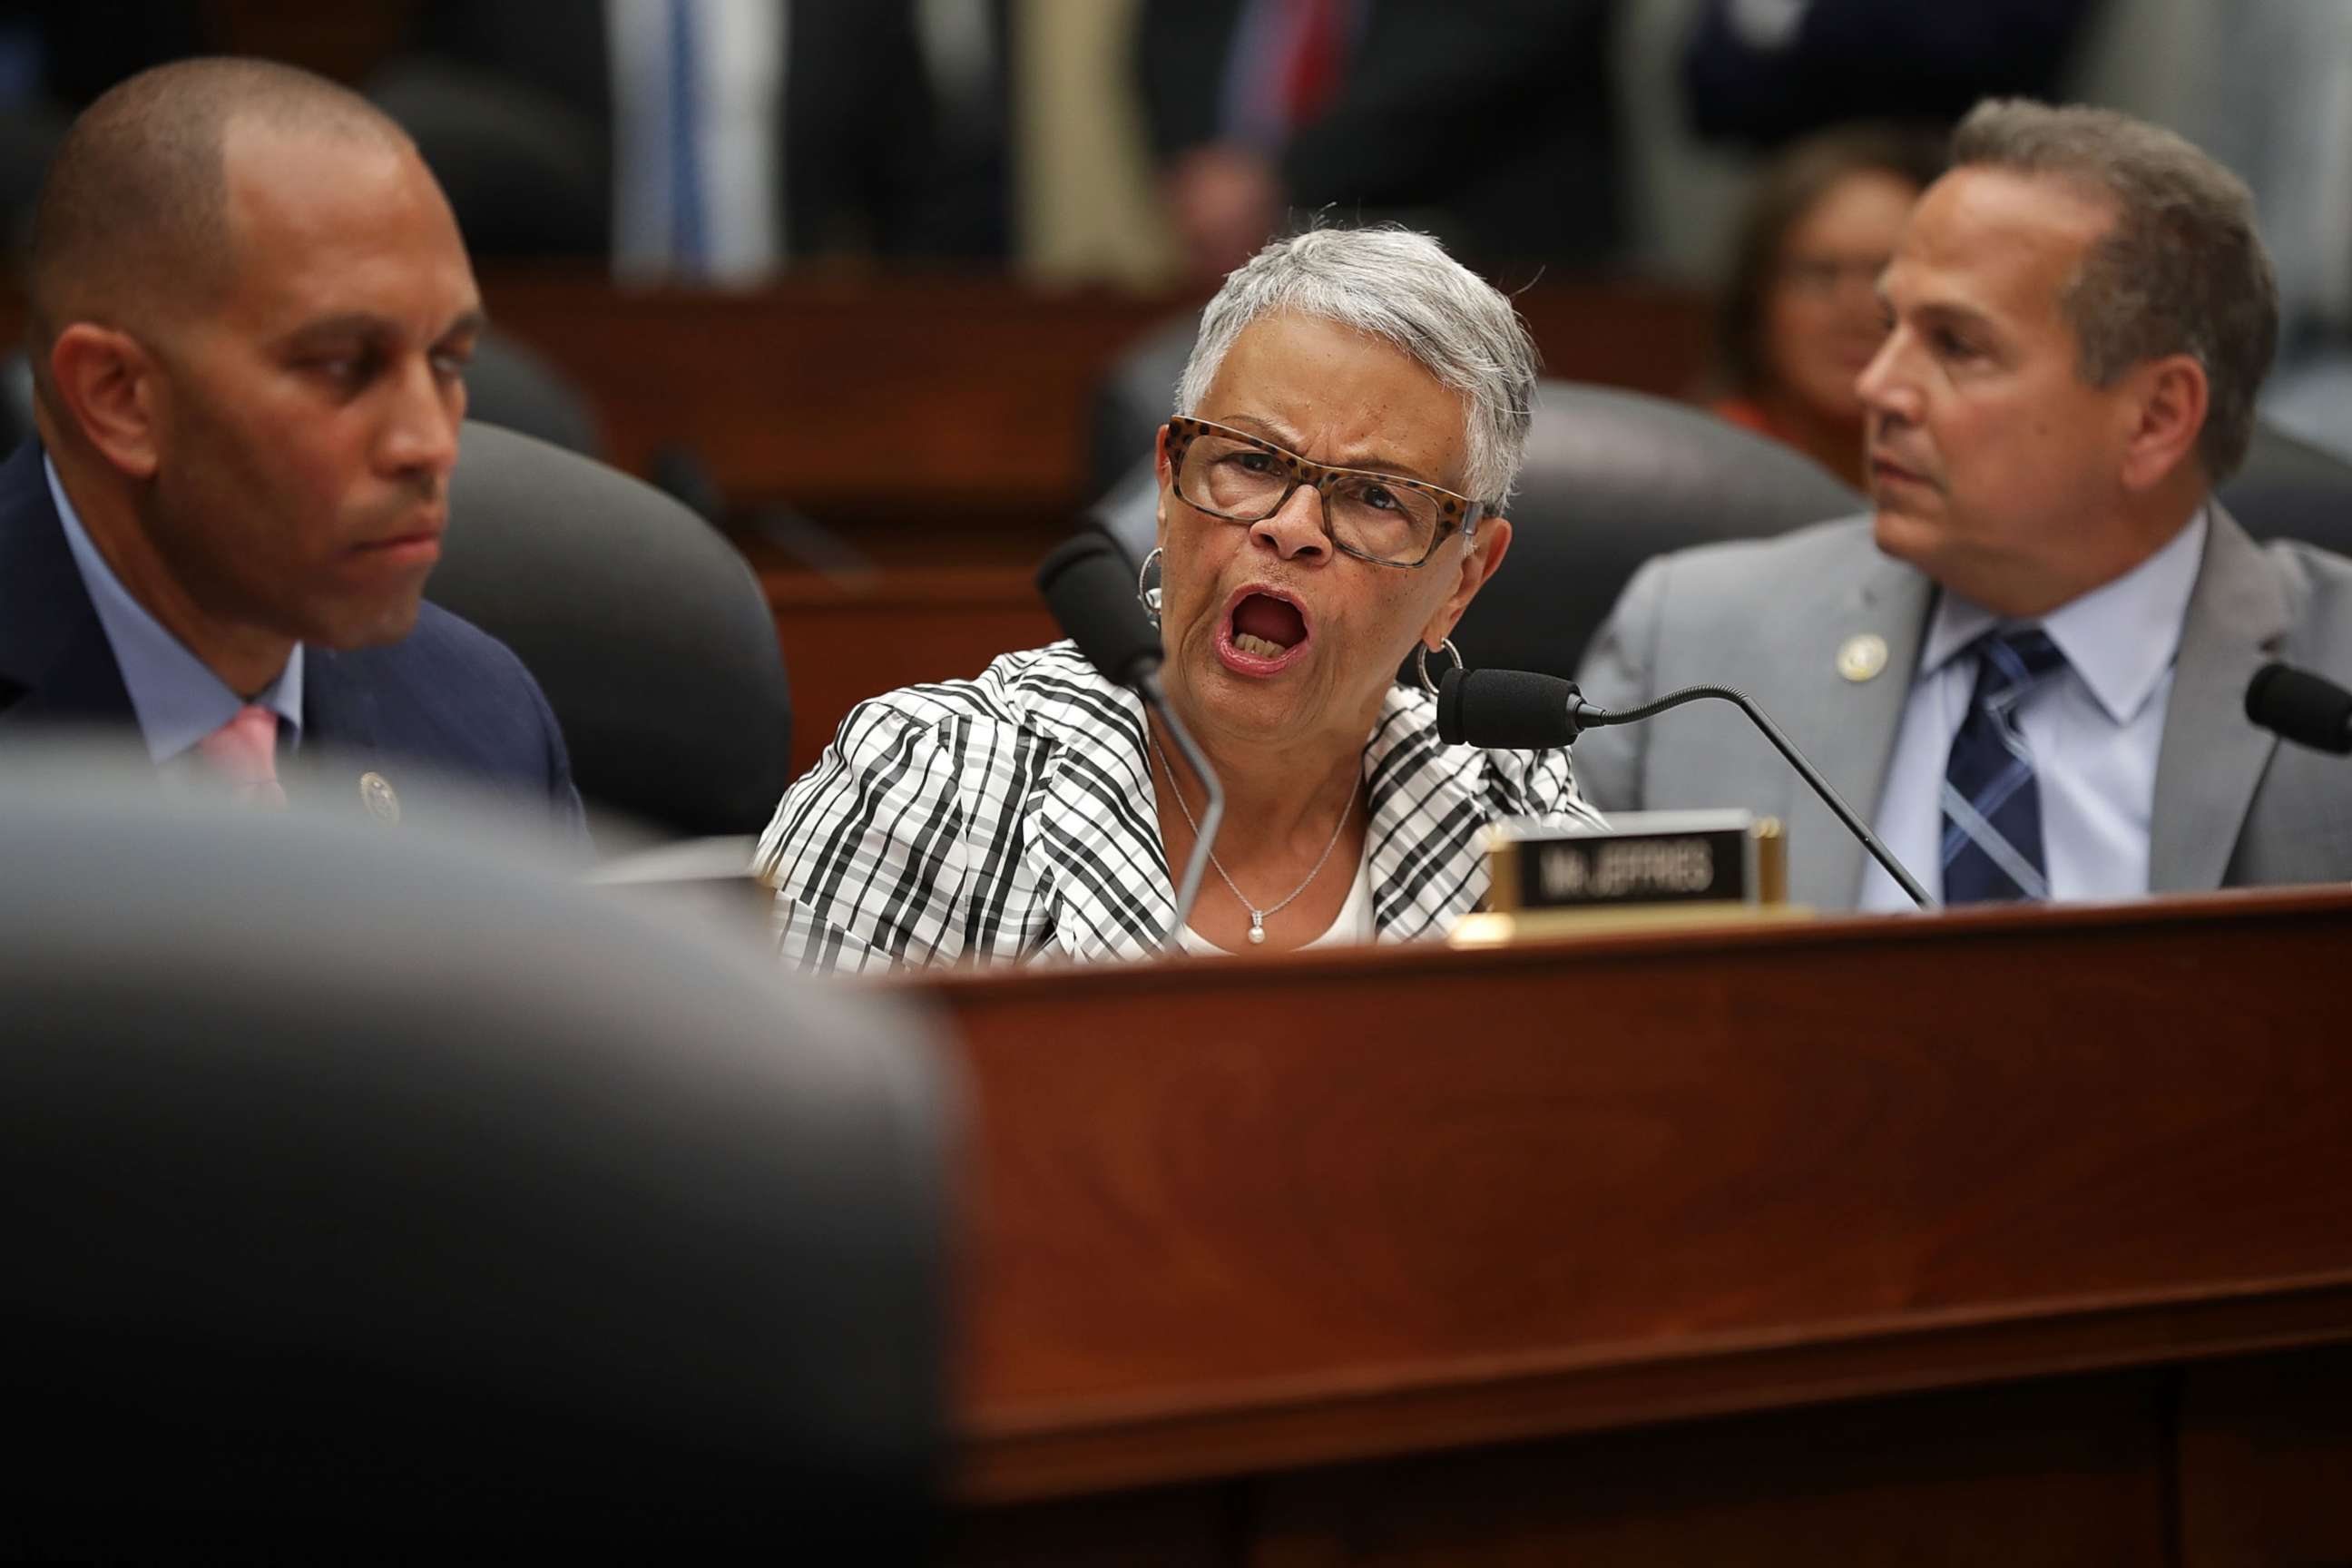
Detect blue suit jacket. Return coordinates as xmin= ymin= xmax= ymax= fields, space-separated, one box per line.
xmin=0 ymin=441 xmax=586 ymax=837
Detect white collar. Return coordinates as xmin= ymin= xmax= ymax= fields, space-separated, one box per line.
xmin=1920 ymin=507 xmax=2208 ymax=725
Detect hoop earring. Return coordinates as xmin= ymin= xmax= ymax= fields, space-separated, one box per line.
xmin=1136 ymin=546 xmax=1164 ymax=627
xmin=1414 ymin=637 xmax=1464 ymax=696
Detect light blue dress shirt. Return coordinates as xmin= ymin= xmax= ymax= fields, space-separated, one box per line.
xmin=46 ymin=456 xmax=304 ymax=765
xmin=1858 ymin=510 xmax=2209 ymax=911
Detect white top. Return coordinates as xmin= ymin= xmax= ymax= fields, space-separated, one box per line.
xmin=1176 ymin=848 xmax=1377 ymax=956
xmin=1859 ymin=510 xmax=2209 ymax=910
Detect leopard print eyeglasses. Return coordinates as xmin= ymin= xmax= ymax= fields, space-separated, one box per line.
xmin=1164 ymin=416 xmax=1486 ymax=569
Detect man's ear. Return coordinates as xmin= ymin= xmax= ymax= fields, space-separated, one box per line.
xmin=1422 ymin=514 xmax=1513 ymax=647
xmin=48 ymin=324 xmax=163 ymax=480
xmin=2119 ymin=352 xmax=2209 ymax=494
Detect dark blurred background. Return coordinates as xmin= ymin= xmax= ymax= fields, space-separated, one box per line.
xmin=0 ymin=0 xmax=2337 ymax=783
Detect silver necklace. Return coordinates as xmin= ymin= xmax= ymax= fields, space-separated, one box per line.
xmin=1149 ymin=729 xmax=1355 ymax=946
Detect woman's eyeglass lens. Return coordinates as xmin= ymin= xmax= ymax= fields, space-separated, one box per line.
xmin=1172 ymin=428 xmax=1459 ymax=566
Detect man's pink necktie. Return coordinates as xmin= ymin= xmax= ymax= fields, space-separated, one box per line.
xmin=197 ymin=704 xmax=288 ymax=808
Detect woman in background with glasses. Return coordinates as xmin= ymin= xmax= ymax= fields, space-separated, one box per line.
xmin=1710 ymin=124 xmax=1945 ymax=488
xmin=755 ymin=227 xmax=1600 ymax=972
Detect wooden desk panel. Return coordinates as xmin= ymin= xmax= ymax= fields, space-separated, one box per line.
xmin=956 ymin=1369 xmax=2179 ymax=1567
xmin=918 ymin=890 xmax=2352 ymax=1506
xmin=2177 ymin=1345 xmax=2352 ymax=1566
xmin=1241 ymin=1369 xmax=2174 ymax=1567
xmin=766 ymin=565 xmax=1058 ymax=778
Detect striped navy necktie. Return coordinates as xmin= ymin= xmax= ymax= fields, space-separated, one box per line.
xmin=1940 ymin=627 xmax=2069 ymax=904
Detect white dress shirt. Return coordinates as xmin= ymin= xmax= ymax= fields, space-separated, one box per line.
xmin=1858 ymin=511 xmax=2209 ymax=911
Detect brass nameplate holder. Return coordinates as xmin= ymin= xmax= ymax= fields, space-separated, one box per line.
xmin=1452 ymin=810 xmax=1798 ymax=946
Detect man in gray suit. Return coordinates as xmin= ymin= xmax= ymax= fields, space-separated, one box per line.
xmin=1576 ymin=99 xmax=2352 ymax=910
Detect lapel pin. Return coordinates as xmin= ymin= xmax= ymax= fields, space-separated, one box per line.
xmin=1837 ymin=633 xmax=1889 ymax=683
xmin=358 ymin=771 xmax=401 ymax=826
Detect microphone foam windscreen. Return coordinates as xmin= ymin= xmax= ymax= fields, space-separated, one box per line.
xmin=1436 ymin=666 xmax=1467 ymax=743
xmin=1436 ymin=667 xmax=1578 ymax=750
xmin=2245 ymin=662 xmax=2352 ymax=755
xmin=1035 ymin=533 xmax=1163 ymax=688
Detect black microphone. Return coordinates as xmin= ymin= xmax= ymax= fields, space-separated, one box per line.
xmin=1036 ymin=532 xmax=1163 ymax=689
xmin=1437 ymin=666 xmax=1936 ymax=911
xmin=2245 ymin=662 xmax=2352 ymax=756
xmin=1034 ymin=533 xmax=1224 ymax=938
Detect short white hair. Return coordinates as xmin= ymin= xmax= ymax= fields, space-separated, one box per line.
xmin=1173 ymin=227 xmax=1540 ymax=505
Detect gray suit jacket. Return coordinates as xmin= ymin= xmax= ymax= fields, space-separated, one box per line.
xmin=1573 ymin=508 xmax=2352 ymax=909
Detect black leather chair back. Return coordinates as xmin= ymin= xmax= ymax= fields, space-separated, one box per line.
xmin=0 ymin=765 xmax=946 ymax=1560
xmin=460 ymin=328 xmax=604 ymax=456
xmin=1468 ymin=383 xmax=1860 ymax=677
xmin=434 ymin=422 xmax=793 ymax=838
xmin=2220 ymin=421 xmax=2352 ymax=553
xmin=371 ymin=60 xmax=609 ymax=260
xmin=1090 ymin=311 xmax=1199 ymax=496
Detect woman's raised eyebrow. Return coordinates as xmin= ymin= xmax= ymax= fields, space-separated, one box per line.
xmin=1217 ymin=412 xmax=1299 ymax=446
xmin=1220 ymin=416 xmax=1436 ymax=484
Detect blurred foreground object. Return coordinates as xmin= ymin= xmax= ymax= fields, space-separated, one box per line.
xmin=0 ymin=755 xmax=948 ymax=1560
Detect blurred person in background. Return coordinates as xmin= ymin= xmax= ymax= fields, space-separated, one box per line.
xmin=0 ymin=1 xmax=1011 ymax=278
xmin=0 ymin=59 xmax=583 ymax=833
xmin=1137 ymin=0 xmax=1621 ymax=283
xmin=757 ymin=227 xmax=1604 ymax=972
xmin=386 ymin=0 xmax=1012 ymax=278
xmin=1682 ymin=0 xmax=2100 ymax=151
xmin=1709 ymin=123 xmax=1943 ymax=486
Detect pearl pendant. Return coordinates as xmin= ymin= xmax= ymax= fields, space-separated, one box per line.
xmin=1247 ymin=914 xmax=1267 ymax=945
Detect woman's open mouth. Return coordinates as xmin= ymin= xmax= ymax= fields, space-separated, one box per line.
xmin=1217 ymin=587 xmax=1311 ymax=676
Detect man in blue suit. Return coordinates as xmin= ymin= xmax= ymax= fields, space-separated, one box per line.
xmin=0 ymin=57 xmax=583 ymax=836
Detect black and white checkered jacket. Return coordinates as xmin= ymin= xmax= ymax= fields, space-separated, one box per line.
xmin=754 ymin=642 xmax=1604 ymax=973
